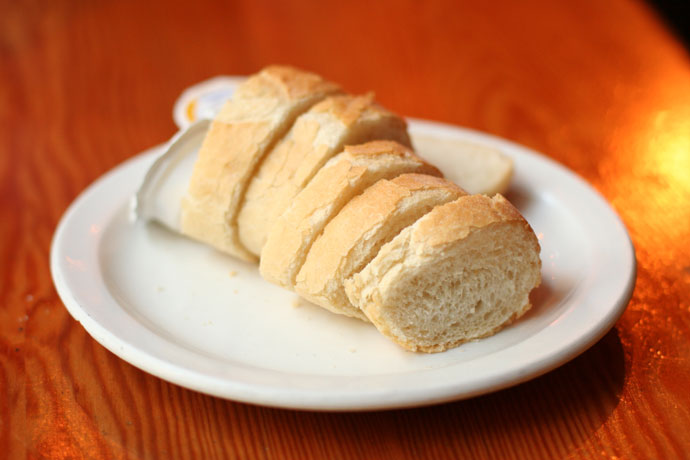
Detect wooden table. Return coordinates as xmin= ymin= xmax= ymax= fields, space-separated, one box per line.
xmin=2 ymin=0 xmax=689 ymax=458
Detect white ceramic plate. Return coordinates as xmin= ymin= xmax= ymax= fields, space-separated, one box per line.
xmin=50 ymin=119 xmax=635 ymax=411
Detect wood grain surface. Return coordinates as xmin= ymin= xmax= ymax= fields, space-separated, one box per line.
xmin=2 ymin=0 xmax=690 ymax=458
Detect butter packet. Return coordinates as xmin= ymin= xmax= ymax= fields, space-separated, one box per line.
xmin=173 ymin=76 xmax=244 ymax=129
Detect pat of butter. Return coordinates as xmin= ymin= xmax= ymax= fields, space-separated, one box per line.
xmin=173 ymin=76 xmax=244 ymax=129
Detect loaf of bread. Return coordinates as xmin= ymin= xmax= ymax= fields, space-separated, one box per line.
xmin=181 ymin=65 xmax=541 ymax=352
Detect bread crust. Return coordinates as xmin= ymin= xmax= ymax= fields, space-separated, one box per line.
xmin=237 ymin=94 xmax=412 ymax=256
xmin=345 ymin=194 xmax=542 ymax=352
xmin=180 ymin=66 xmax=341 ymax=261
xmin=234 ymin=65 xmax=340 ymax=101
xmin=295 ymin=173 xmax=466 ymax=320
xmin=259 ymin=141 xmax=441 ymax=289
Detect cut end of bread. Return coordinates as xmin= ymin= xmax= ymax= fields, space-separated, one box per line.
xmin=411 ymin=135 xmax=514 ymax=195
xmin=346 ymin=194 xmax=541 ymax=353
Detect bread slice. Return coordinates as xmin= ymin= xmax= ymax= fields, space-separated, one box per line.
xmin=180 ymin=65 xmax=341 ymax=261
xmin=411 ymin=135 xmax=514 ymax=195
xmin=295 ymin=174 xmax=466 ymax=321
xmin=345 ymin=194 xmax=541 ymax=352
xmin=259 ymin=141 xmax=441 ymax=289
xmin=237 ymin=93 xmax=411 ymax=256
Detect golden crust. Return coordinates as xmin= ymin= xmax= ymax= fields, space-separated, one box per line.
xmin=389 ymin=172 xmax=463 ymax=192
xmin=346 ymin=194 xmax=541 ymax=353
xmin=237 ymin=94 xmax=412 ymax=256
xmin=295 ymin=173 xmax=466 ymax=320
xmin=259 ymin=141 xmax=441 ymax=289
xmin=412 ymin=194 xmax=530 ymax=248
xmin=344 ymin=141 xmax=435 ymax=169
xmin=180 ymin=66 xmax=341 ymax=261
xmin=235 ymin=65 xmax=341 ymax=101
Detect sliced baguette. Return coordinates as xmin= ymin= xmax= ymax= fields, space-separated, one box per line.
xmin=295 ymin=174 xmax=466 ymax=321
xmin=180 ymin=65 xmax=341 ymax=261
xmin=345 ymin=194 xmax=541 ymax=352
xmin=260 ymin=141 xmax=441 ymax=289
xmin=237 ymin=94 xmax=411 ymax=256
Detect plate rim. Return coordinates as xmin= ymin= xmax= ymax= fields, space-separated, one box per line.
xmin=50 ymin=119 xmax=636 ymax=411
